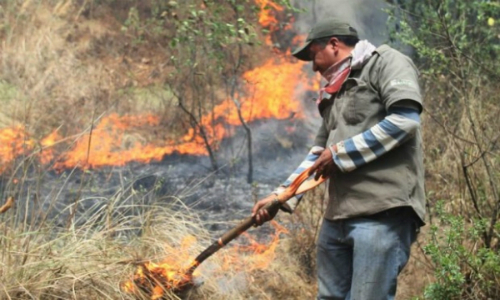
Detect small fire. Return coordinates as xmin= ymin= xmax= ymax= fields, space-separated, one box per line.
xmin=0 ymin=126 xmax=32 ymax=173
xmin=123 ymin=222 xmax=287 ymax=299
xmin=122 ymin=261 xmax=197 ymax=299
xmin=122 ymin=236 xmax=200 ymax=299
xmin=40 ymin=130 xmax=61 ymax=165
xmin=0 ymin=126 xmax=61 ymax=172
xmin=221 ymin=221 xmax=288 ymax=272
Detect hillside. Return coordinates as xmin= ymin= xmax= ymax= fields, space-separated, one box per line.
xmin=0 ymin=1 xmax=499 ymax=300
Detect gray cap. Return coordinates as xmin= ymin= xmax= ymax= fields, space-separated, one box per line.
xmin=292 ymin=18 xmax=358 ymax=61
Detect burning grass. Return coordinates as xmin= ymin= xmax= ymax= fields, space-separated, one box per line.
xmin=1 ymin=193 xmax=429 ymax=299
xmin=0 ymin=183 xmax=321 ymax=300
xmin=122 ymin=260 xmax=196 ymax=299
xmin=0 ymin=3 xmax=319 ymax=298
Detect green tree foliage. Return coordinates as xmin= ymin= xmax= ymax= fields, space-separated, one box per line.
xmin=387 ymin=1 xmax=500 ymax=299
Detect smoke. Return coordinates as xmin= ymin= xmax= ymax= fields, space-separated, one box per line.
xmin=292 ymin=0 xmax=390 ymax=46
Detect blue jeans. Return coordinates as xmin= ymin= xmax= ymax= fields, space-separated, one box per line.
xmin=316 ymin=207 xmax=419 ymax=300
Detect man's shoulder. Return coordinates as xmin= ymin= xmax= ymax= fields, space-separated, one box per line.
xmin=372 ymin=44 xmax=413 ymax=64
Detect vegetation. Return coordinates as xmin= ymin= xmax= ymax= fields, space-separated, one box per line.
xmin=388 ymin=0 xmax=500 ymax=298
xmin=0 ymin=1 xmax=315 ymax=299
xmin=0 ymin=0 xmax=499 ymax=299
xmin=0 ymin=181 xmax=319 ymax=299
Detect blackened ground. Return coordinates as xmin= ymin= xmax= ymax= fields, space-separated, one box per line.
xmin=1 ymin=118 xmax=318 ymax=240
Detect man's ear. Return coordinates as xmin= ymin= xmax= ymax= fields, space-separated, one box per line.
xmin=328 ymin=37 xmax=339 ymax=49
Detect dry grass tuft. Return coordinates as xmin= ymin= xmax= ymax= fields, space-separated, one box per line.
xmin=0 ymin=193 xmax=204 ymax=299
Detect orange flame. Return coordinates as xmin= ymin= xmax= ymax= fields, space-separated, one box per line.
xmin=123 ymin=222 xmax=288 ymax=298
xmin=39 ymin=53 xmax=308 ymax=170
xmin=122 ymin=236 xmax=200 ymax=298
xmin=0 ymin=56 xmax=312 ymax=171
xmin=0 ymin=126 xmax=33 ymax=173
xmin=220 ymin=220 xmax=288 ymax=272
xmin=0 ymin=0 xmax=319 ymax=172
xmin=255 ymin=0 xmax=284 ymax=29
xmin=40 ymin=130 xmax=61 ymax=165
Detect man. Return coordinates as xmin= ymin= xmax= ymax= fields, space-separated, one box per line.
xmin=252 ymin=18 xmax=425 ymax=300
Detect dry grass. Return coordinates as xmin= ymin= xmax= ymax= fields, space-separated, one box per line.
xmin=0 ymin=182 xmax=329 ymax=300
xmin=3 ymin=1 xmax=489 ymax=300
xmin=1 ymin=198 xmax=160 ymax=299
xmin=0 ymin=0 xmax=174 ymax=141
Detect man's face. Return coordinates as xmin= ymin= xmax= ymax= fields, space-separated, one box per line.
xmin=308 ymin=39 xmax=338 ymax=76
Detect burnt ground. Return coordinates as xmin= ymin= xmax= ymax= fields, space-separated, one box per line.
xmin=1 ymin=117 xmax=319 ymax=238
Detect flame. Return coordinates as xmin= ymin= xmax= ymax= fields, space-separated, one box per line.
xmin=40 ymin=130 xmax=61 ymax=165
xmin=255 ymin=0 xmax=283 ymax=30
xmin=52 ymin=113 xmax=169 ymax=170
xmin=0 ymin=126 xmax=28 ymax=160
xmin=221 ymin=221 xmax=288 ymax=272
xmin=122 ymin=260 xmax=197 ymax=299
xmin=0 ymin=0 xmax=318 ymax=171
xmin=123 ymin=222 xmax=288 ymax=299
xmin=35 ymin=54 xmax=308 ymax=170
xmin=0 ymin=126 xmax=61 ymax=172
xmin=122 ymin=236 xmax=200 ymax=298
xmin=242 ymin=221 xmax=288 ymax=270
xmin=212 ymin=56 xmax=307 ymax=125
xmin=0 ymin=126 xmax=33 ymax=173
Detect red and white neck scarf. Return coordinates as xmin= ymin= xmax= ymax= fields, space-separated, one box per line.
xmin=317 ymin=40 xmax=376 ymax=104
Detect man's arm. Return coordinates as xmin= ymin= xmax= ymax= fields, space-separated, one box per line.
xmin=309 ymin=100 xmax=421 ymax=179
xmin=272 ymin=119 xmax=329 ymax=212
xmin=323 ymin=50 xmax=424 ymax=174
xmin=252 ymin=121 xmax=329 ymax=224
xmin=272 ymin=145 xmax=324 ymax=212
xmin=310 ymin=49 xmax=423 ymax=178
xmin=333 ymin=100 xmax=420 ymax=172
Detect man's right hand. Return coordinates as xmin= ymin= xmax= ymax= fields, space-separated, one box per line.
xmin=251 ymin=194 xmax=280 ymax=226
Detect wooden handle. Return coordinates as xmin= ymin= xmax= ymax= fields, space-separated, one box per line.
xmin=219 ymin=200 xmax=281 ymax=246
xmin=229 ymin=169 xmax=324 ymax=236
xmin=188 ymin=171 xmax=326 ymax=275
xmin=218 ymin=168 xmax=324 ymax=246
xmin=276 ymin=167 xmax=326 ymax=203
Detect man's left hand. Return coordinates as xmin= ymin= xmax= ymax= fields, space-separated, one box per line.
xmin=308 ymin=147 xmax=338 ymax=181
